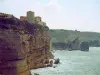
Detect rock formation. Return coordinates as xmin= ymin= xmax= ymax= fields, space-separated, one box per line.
xmin=70 ymin=37 xmax=80 ymax=50
xmin=54 ymin=58 xmax=60 ymax=64
xmin=80 ymin=41 xmax=89 ymax=51
xmin=0 ymin=11 xmax=53 ymax=75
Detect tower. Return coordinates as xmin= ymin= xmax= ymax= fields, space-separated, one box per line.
xmin=26 ymin=11 xmax=35 ymax=23
xmin=34 ymin=16 xmax=42 ymax=25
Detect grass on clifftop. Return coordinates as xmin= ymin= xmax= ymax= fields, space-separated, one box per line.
xmin=49 ymin=29 xmax=100 ymax=43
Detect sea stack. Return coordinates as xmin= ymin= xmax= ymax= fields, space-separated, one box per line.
xmin=80 ymin=41 xmax=89 ymax=51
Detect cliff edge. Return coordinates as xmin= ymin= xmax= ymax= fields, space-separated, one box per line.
xmin=0 ymin=11 xmax=53 ymax=75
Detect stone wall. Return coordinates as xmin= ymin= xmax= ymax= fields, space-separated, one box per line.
xmin=0 ymin=13 xmax=53 ymax=75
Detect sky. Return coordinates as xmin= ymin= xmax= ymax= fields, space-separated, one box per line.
xmin=0 ymin=0 xmax=100 ymax=32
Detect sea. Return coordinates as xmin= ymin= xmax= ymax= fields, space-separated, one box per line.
xmin=31 ymin=47 xmax=100 ymax=75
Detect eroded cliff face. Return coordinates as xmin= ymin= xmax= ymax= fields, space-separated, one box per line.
xmin=0 ymin=30 xmax=31 ymax=75
xmin=0 ymin=13 xmax=53 ymax=75
xmin=22 ymin=27 xmax=53 ymax=69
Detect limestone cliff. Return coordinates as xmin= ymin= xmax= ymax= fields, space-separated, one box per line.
xmin=0 ymin=12 xmax=53 ymax=75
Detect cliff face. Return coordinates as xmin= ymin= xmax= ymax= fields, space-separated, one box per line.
xmin=0 ymin=13 xmax=53 ymax=75
xmin=26 ymin=27 xmax=52 ymax=69
xmin=0 ymin=29 xmax=31 ymax=75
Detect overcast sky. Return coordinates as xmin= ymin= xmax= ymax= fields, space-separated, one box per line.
xmin=0 ymin=0 xmax=100 ymax=32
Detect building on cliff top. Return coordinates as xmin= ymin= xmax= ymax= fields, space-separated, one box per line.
xmin=26 ymin=11 xmax=35 ymax=23
xmin=20 ymin=11 xmax=46 ymax=26
xmin=20 ymin=16 xmax=26 ymax=21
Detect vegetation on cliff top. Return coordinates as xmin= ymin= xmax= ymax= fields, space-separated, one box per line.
xmin=50 ymin=29 xmax=100 ymax=43
xmin=50 ymin=29 xmax=100 ymax=49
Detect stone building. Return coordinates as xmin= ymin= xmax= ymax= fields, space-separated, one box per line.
xmin=35 ymin=16 xmax=42 ymax=22
xmin=42 ymin=22 xmax=46 ymax=26
xmin=20 ymin=16 xmax=26 ymax=21
xmin=26 ymin=11 xmax=35 ymax=23
xmin=34 ymin=16 xmax=42 ymax=25
xmin=20 ymin=11 xmax=47 ymax=26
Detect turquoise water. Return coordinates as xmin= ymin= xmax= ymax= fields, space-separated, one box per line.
xmin=31 ymin=47 xmax=100 ymax=75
